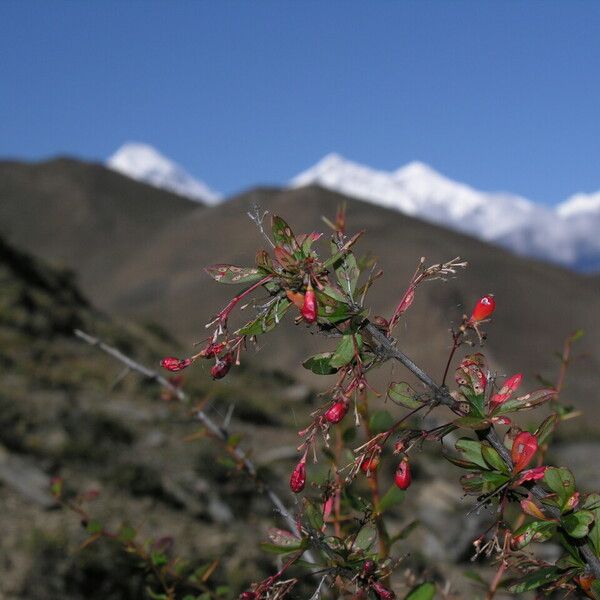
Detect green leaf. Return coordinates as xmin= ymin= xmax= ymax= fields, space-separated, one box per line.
xmin=388 ymin=382 xmax=422 ymax=409
xmin=481 ymin=444 xmax=509 ymax=473
xmin=330 ymin=334 xmax=362 ymax=368
xmin=147 ymin=590 xmax=169 ymax=600
xmin=304 ymin=498 xmax=324 ymax=531
xmin=369 ymin=410 xmax=394 ymax=434
xmin=379 ymin=484 xmax=406 ymax=513
xmin=453 ymin=416 xmax=490 ymax=430
xmin=535 ymin=414 xmax=558 ymax=446
xmin=238 ymin=298 xmax=291 ymax=335
xmin=405 ymin=582 xmax=436 ymax=600
xmin=315 ymin=289 xmax=354 ymax=323
xmin=260 ymin=541 xmax=304 ymax=554
xmin=86 ymin=520 xmax=102 ymax=534
xmin=481 ymin=471 xmax=510 ymax=493
xmin=117 ymin=524 xmax=136 ymax=543
xmin=302 ymin=352 xmax=338 ymax=375
xmin=331 ymin=242 xmax=359 ymax=296
xmin=271 ymin=215 xmax=301 ymax=256
xmin=455 ymin=438 xmax=488 ymax=469
xmin=584 ymin=494 xmax=600 ymax=556
xmin=544 ymin=467 xmax=576 ymax=507
xmin=512 ymin=520 xmax=556 ymax=549
xmin=151 ymin=551 xmax=168 ymax=567
xmin=494 ymin=388 xmax=556 ymax=415
xmin=205 ymin=264 xmax=266 ymax=284
xmin=507 ymin=567 xmax=561 ymax=593
xmin=562 ymin=510 xmax=594 ymax=538
xmin=354 ymin=524 xmax=377 ymax=551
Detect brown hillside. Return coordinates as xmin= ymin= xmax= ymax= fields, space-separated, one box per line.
xmin=107 ymin=185 xmax=600 ymax=423
xmin=0 ymin=157 xmax=200 ymax=306
xmin=1 ymin=159 xmax=599 ymax=426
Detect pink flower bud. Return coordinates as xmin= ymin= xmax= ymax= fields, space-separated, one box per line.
xmin=394 ymin=458 xmax=412 ymax=490
xmin=324 ymin=400 xmax=348 ymax=424
xmin=511 ymin=432 xmax=538 ymax=474
xmin=301 ymin=283 xmax=317 ymax=323
xmin=290 ymin=459 xmax=306 ymax=493
xmin=161 ymin=357 xmax=192 ymax=372
xmin=470 ymin=294 xmax=496 ymax=322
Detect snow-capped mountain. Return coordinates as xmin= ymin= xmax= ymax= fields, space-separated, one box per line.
xmin=291 ymin=154 xmax=600 ymax=271
xmin=107 ymin=143 xmax=221 ymax=204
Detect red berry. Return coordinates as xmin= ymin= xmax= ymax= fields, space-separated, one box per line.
xmin=511 ymin=431 xmax=538 ymax=474
xmin=470 ymin=294 xmax=496 ymax=322
xmin=301 ymin=283 xmax=317 ymax=323
xmin=290 ymin=459 xmax=306 ymax=493
xmin=161 ymin=357 xmax=192 ymax=372
xmin=371 ymin=581 xmax=396 ymax=600
xmin=324 ymin=400 xmax=348 ymax=424
xmin=394 ymin=458 xmax=412 ymax=490
xmin=360 ymin=455 xmax=380 ymax=476
xmin=210 ymin=353 xmax=233 ymax=379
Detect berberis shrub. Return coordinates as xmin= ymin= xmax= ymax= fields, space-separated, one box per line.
xmin=63 ymin=209 xmax=600 ymax=599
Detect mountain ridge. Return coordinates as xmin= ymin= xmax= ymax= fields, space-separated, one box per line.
xmin=291 ymin=153 xmax=600 ymax=272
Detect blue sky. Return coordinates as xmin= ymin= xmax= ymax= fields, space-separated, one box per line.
xmin=1 ymin=1 xmax=599 ymax=203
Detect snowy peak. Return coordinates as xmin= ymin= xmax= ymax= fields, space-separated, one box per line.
xmin=107 ymin=143 xmax=221 ymax=204
xmin=290 ymin=153 xmax=600 ymax=271
xmin=557 ymin=191 xmax=600 ymax=218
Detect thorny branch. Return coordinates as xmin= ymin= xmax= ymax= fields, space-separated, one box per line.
xmin=364 ymin=321 xmax=600 ymax=579
xmin=73 ymin=330 xmax=300 ymax=542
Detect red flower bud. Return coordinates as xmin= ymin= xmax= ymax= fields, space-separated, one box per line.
xmin=371 ymin=581 xmax=396 ymax=600
xmin=210 ymin=353 xmax=233 ymax=380
xmin=470 ymin=294 xmax=496 ymax=322
xmin=324 ymin=400 xmax=348 ymax=424
xmin=511 ymin=431 xmax=538 ymax=474
xmin=362 ymin=559 xmax=376 ymax=576
xmin=290 ymin=459 xmax=306 ymax=493
xmin=301 ymin=282 xmax=317 ymax=323
xmin=161 ymin=357 xmax=192 ymax=372
xmin=394 ymin=457 xmax=412 ymax=490
xmin=360 ymin=455 xmax=380 ymax=476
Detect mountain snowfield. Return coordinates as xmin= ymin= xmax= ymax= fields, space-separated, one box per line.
xmin=291 ymin=154 xmax=600 ymax=271
xmin=105 ymin=144 xmax=600 ymax=271
xmin=107 ymin=143 xmax=221 ymax=205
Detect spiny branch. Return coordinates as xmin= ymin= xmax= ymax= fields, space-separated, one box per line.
xmin=364 ymin=322 xmax=600 ymax=579
xmin=74 ymin=329 xmax=296 ymax=537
